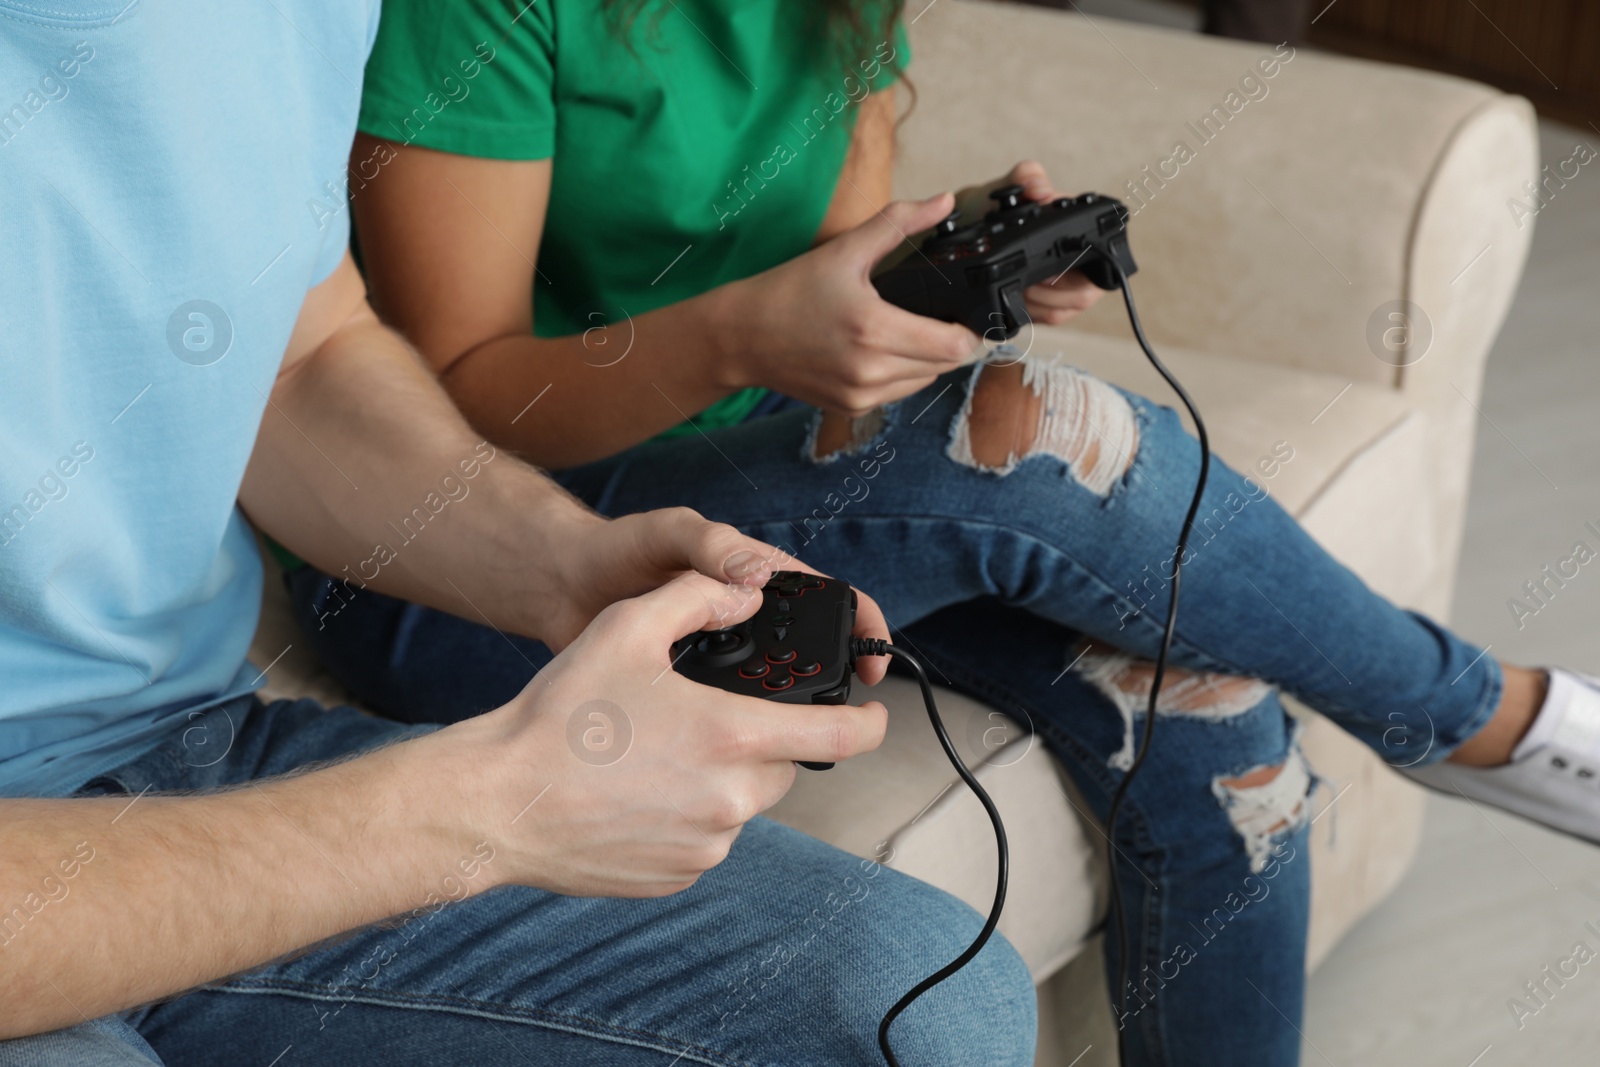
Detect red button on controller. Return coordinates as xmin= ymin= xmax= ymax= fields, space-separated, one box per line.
xmin=790 ymin=660 xmax=822 ymax=677
xmin=738 ymin=662 xmax=770 ymax=679
xmin=766 ymin=648 xmax=797 ymax=664
xmin=762 ymin=674 xmax=796 ymax=692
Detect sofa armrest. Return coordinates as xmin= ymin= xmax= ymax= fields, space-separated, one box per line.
xmin=894 ymin=0 xmax=1538 ymax=399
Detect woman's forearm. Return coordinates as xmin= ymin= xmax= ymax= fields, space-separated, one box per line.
xmin=442 ymin=284 xmax=750 ymax=470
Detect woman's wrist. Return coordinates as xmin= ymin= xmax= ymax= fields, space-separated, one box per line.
xmin=694 ymin=277 xmax=761 ymax=393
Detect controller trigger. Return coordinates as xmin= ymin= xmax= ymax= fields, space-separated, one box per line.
xmin=996 ymin=282 xmax=1031 ymax=340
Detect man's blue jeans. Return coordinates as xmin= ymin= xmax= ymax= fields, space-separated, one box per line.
xmin=0 ymin=697 xmax=1036 ymax=1067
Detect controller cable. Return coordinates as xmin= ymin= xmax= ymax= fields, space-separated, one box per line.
xmin=1103 ymin=266 xmax=1212 ymax=1064
xmin=849 ymin=639 xmax=1009 ymax=1067
xmin=849 ymin=268 xmax=1208 ymax=1067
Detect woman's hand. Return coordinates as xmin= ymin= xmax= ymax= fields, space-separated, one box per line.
xmin=714 ymin=162 xmax=1107 ymax=418
xmin=712 ymin=194 xmax=982 ymax=419
xmin=980 ymin=160 xmax=1107 ymax=327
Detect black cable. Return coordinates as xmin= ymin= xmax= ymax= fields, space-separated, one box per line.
xmin=852 ymin=639 xmax=1010 ymax=1067
xmin=851 ymin=266 xmax=1206 ymax=1065
xmin=1103 ymin=267 xmax=1211 ymax=1063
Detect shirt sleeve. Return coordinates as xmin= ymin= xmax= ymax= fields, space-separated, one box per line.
xmin=366 ymin=0 xmax=384 ymax=56
xmin=308 ymin=0 xmax=388 ymax=288
xmin=358 ymin=0 xmax=559 ymax=160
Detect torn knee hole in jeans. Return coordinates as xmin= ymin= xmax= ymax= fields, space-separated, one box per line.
xmin=808 ymin=408 xmax=889 ymax=463
xmin=1071 ymin=642 xmax=1307 ymax=872
xmin=1073 ymin=643 xmax=1275 ymax=771
xmin=1213 ymin=745 xmax=1313 ymax=874
xmin=948 ymin=360 xmax=1138 ymax=494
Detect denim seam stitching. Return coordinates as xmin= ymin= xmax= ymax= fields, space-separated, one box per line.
xmin=205 ymin=980 xmax=760 ymax=1067
xmin=1431 ymin=656 xmax=1505 ymax=763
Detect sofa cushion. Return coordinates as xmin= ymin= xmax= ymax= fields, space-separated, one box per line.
xmin=766 ymin=673 xmax=1105 ymax=980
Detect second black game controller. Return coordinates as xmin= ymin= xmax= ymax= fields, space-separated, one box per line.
xmin=672 ymin=570 xmax=857 ymax=770
xmin=677 ymin=570 xmax=1019 ymax=1063
xmin=871 ymin=183 xmax=1137 ymax=341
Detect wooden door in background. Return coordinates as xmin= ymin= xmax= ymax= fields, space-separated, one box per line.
xmin=1308 ymin=0 xmax=1600 ymax=126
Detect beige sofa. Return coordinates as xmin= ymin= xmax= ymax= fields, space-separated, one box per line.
xmin=250 ymin=3 xmax=1538 ymax=1062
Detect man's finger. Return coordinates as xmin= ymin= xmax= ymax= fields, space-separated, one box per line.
xmin=614 ymin=571 xmax=763 ymax=647
xmin=629 ymin=508 xmax=784 ymax=587
xmin=847 ymin=588 xmax=891 ymax=686
xmin=748 ymin=759 xmax=800 ymax=817
xmin=764 ymin=562 xmax=891 ymax=686
xmin=683 ymin=515 xmax=787 ymax=586
xmin=736 ymin=699 xmax=889 ymax=766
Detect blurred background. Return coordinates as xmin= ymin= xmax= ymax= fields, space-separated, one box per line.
xmin=1013 ymin=0 xmax=1600 ymax=1061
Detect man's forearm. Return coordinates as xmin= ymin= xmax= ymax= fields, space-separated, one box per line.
xmin=0 ymin=730 xmax=488 ymax=1038
xmin=240 ymin=288 xmax=595 ymax=642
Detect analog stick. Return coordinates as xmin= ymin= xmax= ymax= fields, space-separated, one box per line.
xmin=687 ymin=628 xmax=753 ymax=668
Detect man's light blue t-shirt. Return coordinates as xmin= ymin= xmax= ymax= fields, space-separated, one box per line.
xmin=0 ymin=0 xmax=381 ymax=795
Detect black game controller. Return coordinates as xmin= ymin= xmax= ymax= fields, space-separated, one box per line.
xmin=678 ymin=569 xmax=1016 ymax=1065
xmin=871 ymin=184 xmax=1138 ymax=341
xmin=672 ymin=570 xmax=857 ymax=770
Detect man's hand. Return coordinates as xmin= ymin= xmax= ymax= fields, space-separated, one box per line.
xmin=444 ymin=573 xmax=890 ymax=897
xmin=535 ymin=507 xmax=776 ymax=649
xmin=4 ymin=254 xmax=904 ymax=1039
xmin=0 ymin=573 xmax=892 ymax=1038
xmin=542 ymin=508 xmax=893 ymax=684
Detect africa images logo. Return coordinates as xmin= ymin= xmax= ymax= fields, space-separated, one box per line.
xmin=166 ymin=300 xmax=233 ymax=366
xmin=566 ymin=699 xmax=633 ymax=766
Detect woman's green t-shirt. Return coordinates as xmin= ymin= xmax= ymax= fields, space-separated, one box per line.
xmin=357 ymin=0 xmax=906 ymax=436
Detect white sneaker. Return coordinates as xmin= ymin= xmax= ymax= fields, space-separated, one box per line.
xmin=1404 ymin=669 xmax=1600 ymax=845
